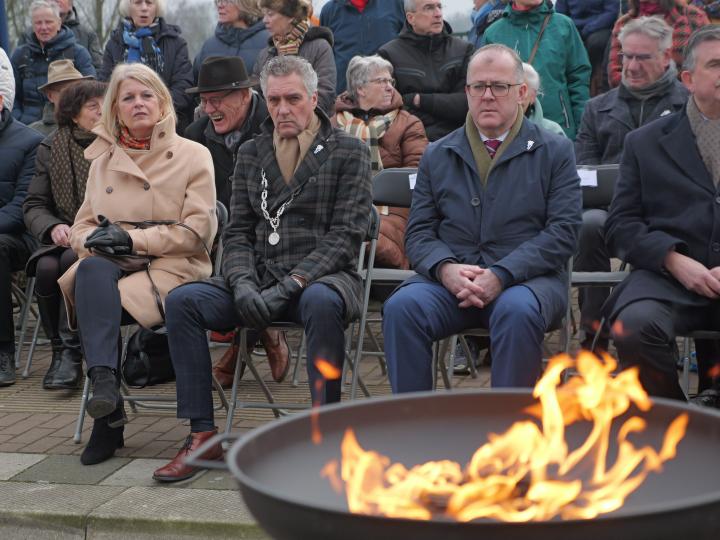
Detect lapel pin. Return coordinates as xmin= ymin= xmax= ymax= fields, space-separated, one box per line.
xmin=527 ymin=140 xmax=534 ymax=150
xmin=314 ymin=144 xmax=324 ymax=155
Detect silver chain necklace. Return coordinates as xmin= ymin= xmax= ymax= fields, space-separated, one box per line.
xmin=260 ymin=169 xmax=295 ymax=245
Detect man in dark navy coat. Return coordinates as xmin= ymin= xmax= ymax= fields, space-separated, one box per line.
xmin=382 ymin=44 xmax=582 ymax=392
xmin=605 ymin=26 xmax=720 ymax=403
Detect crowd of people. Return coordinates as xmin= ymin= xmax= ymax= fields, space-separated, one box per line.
xmin=1 ymin=0 xmax=720 ymax=482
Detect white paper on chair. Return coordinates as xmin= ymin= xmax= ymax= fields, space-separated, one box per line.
xmin=408 ymin=173 xmax=417 ymax=189
xmin=578 ymin=169 xmax=598 ymax=187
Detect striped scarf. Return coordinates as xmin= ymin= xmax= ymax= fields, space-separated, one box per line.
xmin=335 ymin=109 xmax=398 ymax=173
xmin=272 ymin=20 xmax=309 ymax=56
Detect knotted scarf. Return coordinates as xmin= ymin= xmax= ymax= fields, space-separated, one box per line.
xmin=272 ymin=19 xmax=309 ymax=56
xmin=49 ymin=125 xmax=95 ymax=222
xmin=122 ymin=18 xmax=165 ymax=75
xmin=335 ymin=109 xmax=398 ymax=173
xmin=118 ymin=124 xmax=151 ymax=150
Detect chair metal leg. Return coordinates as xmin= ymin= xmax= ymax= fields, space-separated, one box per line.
xmin=682 ymin=337 xmax=691 ymax=398
xmin=14 ymin=277 xmax=36 ymax=368
xmin=22 ymin=315 xmax=42 ymax=378
xmin=224 ymin=329 xmax=247 ymax=434
xmin=365 ymin=324 xmax=387 ymax=374
xmin=73 ymin=375 xmax=91 ymax=444
xmin=290 ymin=333 xmax=305 ymax=387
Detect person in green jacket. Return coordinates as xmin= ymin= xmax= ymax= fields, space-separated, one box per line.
xmin=482 ymin=0 xmax=590 ymax=139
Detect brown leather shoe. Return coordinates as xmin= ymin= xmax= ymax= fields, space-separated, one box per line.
xmin=152 ymin=429 xmax=223 ymax=483
xmin=212 ymin=341 xmax=239 ymax=389
xmin=261 ymin=329 xmax=290 ymax=383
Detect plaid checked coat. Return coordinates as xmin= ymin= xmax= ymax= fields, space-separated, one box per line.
xmin=608 ymin=1 xmax=709 ymax=88
xmin=218 ymin=110 xmax=372 ymax=323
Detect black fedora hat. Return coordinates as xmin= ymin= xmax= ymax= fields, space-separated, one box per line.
xmin=186 ymin=56 xmax=258 ymax=94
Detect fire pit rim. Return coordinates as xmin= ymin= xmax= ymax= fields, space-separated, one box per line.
xmin=227 ymin=389 xmax=720 ymax=526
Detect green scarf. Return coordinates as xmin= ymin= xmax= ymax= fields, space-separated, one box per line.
xmin=464 ymin=106 xmax=525 ymax=186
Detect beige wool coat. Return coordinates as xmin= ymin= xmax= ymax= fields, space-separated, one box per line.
xmin=58 ymin=114 xmax=217 ymax=329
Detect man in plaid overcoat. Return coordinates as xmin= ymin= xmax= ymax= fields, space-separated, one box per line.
xmin=154 ymin=56 xmax=372 ymax=483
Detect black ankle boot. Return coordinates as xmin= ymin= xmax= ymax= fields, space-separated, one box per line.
xmin=45 ymin=307 xmax=82 ymax=389
xmin=36 ymin=293 xmax=65 ymax=389
xmin=87 ymin=366 xmax=120 ymax=419
xmin=80 ymin=405 xmax=126 ymax=465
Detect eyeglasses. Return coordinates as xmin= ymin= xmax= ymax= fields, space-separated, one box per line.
xmin=466 ymin=82 xmax=521 ymax=98
xmin=368 ymin=77 xmax=395 ymax=87
xmin=619 ymin=52 xmax=655 ymax=63
xmin=199 ymin=90 xmax=234 ymax=108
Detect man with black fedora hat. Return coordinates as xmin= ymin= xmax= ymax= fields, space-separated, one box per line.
xmin=185 ymin=55 xmax=283 ymax=391
xmin=185 ymin=56 xmax=267 ymax=208
xmin=29 ymin=58 xmax=93 ymax=136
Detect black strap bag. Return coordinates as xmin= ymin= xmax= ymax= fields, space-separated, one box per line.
xmin=121 ymin=327 xmax=175 ymax=388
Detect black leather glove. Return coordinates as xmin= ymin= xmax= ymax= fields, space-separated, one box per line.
xmin=233 ymin=283 xmax=271 ymax=330
xmin=84 ymin=216 xmax=133 ymax=255
xmin=260 ymin=276 xmax=303 ymax=321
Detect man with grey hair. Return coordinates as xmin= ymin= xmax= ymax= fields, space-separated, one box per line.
xmin=603 ymin=25 xmax=720 ymax=404
xmin=382 ymin=44 xmax=581 ymax=392
xmin=573 ymin=16 xmax=688 ymax=352
xmin=378 ymin=0 xmax=473 ymax=141
xmin=156 ymin=56 xmax=372 ymax=482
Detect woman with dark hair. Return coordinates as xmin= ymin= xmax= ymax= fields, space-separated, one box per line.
xmin=254 ymin=0 xmax=336 ymax=114
xmin=608 ymin=0 xmax=710 ymax=87
xmin=193 ymin=0 xmax=270 ymax=79
xmin=23 ymin=79 xmax=106 ymax=390
xmin=99 ymin=0 xmax=194 ymax=131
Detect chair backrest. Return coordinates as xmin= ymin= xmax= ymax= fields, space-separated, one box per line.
xmin=578 ymin=164 xmax=619 ymax=208
xmin=213 ymin=201 xmax=229 ymax=277
xmin=372 ymin=168 xmax=418 ymax=208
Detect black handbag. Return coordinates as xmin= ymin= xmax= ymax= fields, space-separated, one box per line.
xmin=121 ymin=327 xmax=175 ymax=388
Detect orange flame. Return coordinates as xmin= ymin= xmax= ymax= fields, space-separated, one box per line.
xmin=316 ymin=359 xmax=342 ymax=380
xmin=311 ymin=359 xmax=343 ymax=445
xmin=708 ymin=364 xmax=720 ymax=379
xmin=324 ymin=352 xmax=688 ymax=522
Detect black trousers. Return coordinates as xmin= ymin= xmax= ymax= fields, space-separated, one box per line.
xmin=611 ymin=298 xmax=720 ymax=400
xmin=74 ymin=257 xmax=133 ymax=371
xmin=573 ymin=209 xmax=610 ymax=336
xmin=0 ymin=232 xmax=38 ymax=348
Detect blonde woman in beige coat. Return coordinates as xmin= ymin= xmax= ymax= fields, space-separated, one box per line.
xmin=58 ymin=63 xmax=217 ymax=466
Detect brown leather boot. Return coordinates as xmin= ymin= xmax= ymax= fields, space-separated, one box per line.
xmin=152 ymin=429 xmax=223 ymax=482
xmin=261 ymin=329 xmax=290 ymax=383
xmin=212 ymin=340 xmax=240 ymax=389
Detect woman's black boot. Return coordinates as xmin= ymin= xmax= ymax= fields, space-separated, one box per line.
xmin=80 ymin=403 xmax=126 ymax=465
xmin=87 ymin=366 xmax=120 ymax=419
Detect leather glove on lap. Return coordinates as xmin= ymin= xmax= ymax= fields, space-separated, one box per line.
xmin=233 ymin=283 xmax=271 ymax=330
xmin=84 ymin=216 xmax=133 ymax=255
xmin=260 ymin=276 xmax=303 ymax=321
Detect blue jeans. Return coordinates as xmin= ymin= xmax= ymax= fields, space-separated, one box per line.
xmin=165 ymin=282 xmax=346 ymax=423
xmin=382 ymin=276 xmax=545 ymax=392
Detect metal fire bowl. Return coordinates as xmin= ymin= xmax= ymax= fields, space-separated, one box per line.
xmin=227 ymin=390 xmax=720 ymax=540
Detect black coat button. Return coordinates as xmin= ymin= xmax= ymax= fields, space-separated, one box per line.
xmin=106 ymin=186 xmax=113 ymax=194
xmin=143 ymin=182 xmax=150 ymax=190
xmin=471 ymin=197 xmax=480 ymax=207
xmin=309 ymin=176 xmax=317 ymax=184
xmin=713 ymin=242 xmax=720 ymax=253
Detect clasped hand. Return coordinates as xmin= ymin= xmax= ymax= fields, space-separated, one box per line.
xmin=439 ymin=263 xmax=503 ymax=309
xmin=84 ymin=216 xmax=133 ymax=255
xmin=233 ymin=276 xmax=303 ymax=330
